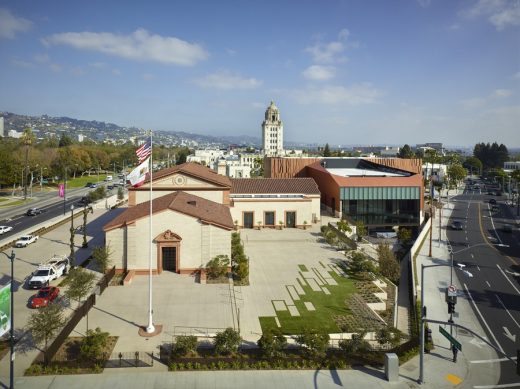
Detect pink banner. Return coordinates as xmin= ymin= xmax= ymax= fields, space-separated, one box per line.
xmin=58 ymin=184 xmax=64 ymax=198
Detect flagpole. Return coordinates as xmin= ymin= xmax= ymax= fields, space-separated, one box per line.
xmin=146 ymin=130 xmax=155 ymax=333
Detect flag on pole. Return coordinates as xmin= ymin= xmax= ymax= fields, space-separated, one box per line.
xmin=127 ymin=158 xmax=150 ymax=188
xmin=136 ymin=140 xmax=152 ymax=163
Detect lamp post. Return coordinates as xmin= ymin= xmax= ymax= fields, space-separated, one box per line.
xmin=1 ymin=250 xmax=16 ymax=389
xmin=69 ymin=204 xmax=75 ymax=264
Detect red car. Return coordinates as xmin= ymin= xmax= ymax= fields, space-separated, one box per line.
xmin=30 ymin=286 xmax=60 ymax=308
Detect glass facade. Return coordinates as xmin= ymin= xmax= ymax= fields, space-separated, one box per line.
xmin=340 ymin=186 xmax=420 ymax=226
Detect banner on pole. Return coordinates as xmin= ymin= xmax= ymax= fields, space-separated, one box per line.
xmin=0 ymin=283 xmax=10 ymax=337
xmin=58 ymin=184 xmax=64 ymax=198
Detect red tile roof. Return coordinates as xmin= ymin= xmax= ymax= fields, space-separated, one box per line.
xmin=140 ymin=162 xmax=232 ymax=188
xmin=230 ymin=178 xmax=320 ymax=195
xmin=104 ymin=191 xmax=234 ymax=231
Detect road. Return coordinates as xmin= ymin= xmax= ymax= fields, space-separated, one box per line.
xmin=447 ymin=186 xmax=520 ymax=387
xmin=0 ymin=184 xmax=113 ymax=242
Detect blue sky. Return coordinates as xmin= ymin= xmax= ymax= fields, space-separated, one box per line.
xmin=1 ymin=0 xmax=519 ymax=147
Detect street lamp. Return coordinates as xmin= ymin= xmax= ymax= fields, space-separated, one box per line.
xmin=1 ymin=250 xmax=16 ymax=389
xmin=419 ymin=262 xmax=473 ymax=384
xmin=69 ymin=205 xmax=75 ymax=264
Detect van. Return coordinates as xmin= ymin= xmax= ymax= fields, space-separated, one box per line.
xmin=105 ymin=175 xmax=113 ymax=181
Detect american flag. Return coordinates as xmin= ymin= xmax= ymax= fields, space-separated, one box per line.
xmin=136 ymin=139 xmax=151 ymax=163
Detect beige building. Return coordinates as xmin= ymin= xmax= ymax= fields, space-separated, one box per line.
xmin=104 ymin=163 xmax=320 ymax=279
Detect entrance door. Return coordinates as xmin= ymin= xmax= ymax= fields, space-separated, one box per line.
xmin=162 ymin=247 xmax=177 ymax=272
xmin=243 ymin=212 xmax=254 ymax=229
xmin=285 ymin=212 xmax=296 ymax=228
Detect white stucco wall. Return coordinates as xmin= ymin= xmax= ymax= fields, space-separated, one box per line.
xmin=229 ymin=197 xmax=318 ymax=227
xmin=105 ymin=209 xmax=231 ymax=271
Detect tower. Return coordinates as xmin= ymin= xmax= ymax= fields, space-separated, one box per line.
xmin=262 ymin=101 xmax=284 ymax=156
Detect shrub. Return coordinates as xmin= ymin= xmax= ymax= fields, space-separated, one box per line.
xmin=257 ymin=329 xmax=287 ymax=358
xmin=296 ymin=329 xmax=330 ymax=359
xmin=349 ymin=252 xmax=377 ymax=279
xmin=173 ymin=335 xmax=198 ymax=357
xmin=214 ymin=328 xmax=242 ymax=355
xmin=91 ymin=245 xmax=112 ymax=273
xmin=206 ymin=255 xmax=230 ymax=279
xmin=355 ymin=220 xmax=367 ymax=242
xmin=80 ymin=327 xmax=109 ymax=361
xmin=117 ymin=186 xmax=124 ymax=200
xmin=339 ymin=331 xmax=370 ymax=354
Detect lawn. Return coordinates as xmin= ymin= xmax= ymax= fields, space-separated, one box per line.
xmin=66 ymin=175 xmax=108 ymax=189
xmin=259 ymin=270 xmax=358 ymax=335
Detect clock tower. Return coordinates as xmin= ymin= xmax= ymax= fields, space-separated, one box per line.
xmin=262 ymin=101 xmax=284 ymax=157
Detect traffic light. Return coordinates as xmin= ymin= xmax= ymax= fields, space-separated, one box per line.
xmin=448 ymin=301 xmax=455 ymax=314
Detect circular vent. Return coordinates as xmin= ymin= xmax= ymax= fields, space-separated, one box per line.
xmin=174 ymin=175 xmax=186 ymax=186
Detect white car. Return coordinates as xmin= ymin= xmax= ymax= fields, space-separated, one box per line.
xmin=15 ymin=234 xmax=38 ymax=248
xmin=0 ymin=226 xmax=13 ymax=235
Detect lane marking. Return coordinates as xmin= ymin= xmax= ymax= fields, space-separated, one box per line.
xmin=495 ymin=295 xmax=520 ymax=329
xmin=497 ymin=265 xmax=520 ymax=295
xmin=463 ymin=283 xmax=504 ymax=354
xmin=477 ymin=265 xmax=481 ymax=271
xmin=474 ymin=383 xmax=520 ymax=389
xmin=478 ymin=205 xmax=518 ymax=266
xmin=486 ymin=281 xmax=491 ymax=287
xmin=471 ymin=254 xmax=474 ymax=259
xmin=471 ymin=356 xmax=517 ymax=364
xmin=487 ymin=203 xmax=502 ymax=244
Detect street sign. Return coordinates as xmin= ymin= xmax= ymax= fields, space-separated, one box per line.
xmin=440 ymin=326 xmax=462 ymax=351
xmin=447 ymin=285 xmax=457 ymax=297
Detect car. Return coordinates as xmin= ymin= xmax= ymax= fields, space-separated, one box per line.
xmin=487 ymin=190 xmax=496 ymax=196
xmin=26 ymin=208 xmax=43 ymax=216
xmin=105 ymin=175 xmax=113 ymax=181
xmin=15 ymin=234 xmax=38 ymax=247
xmin=107 ymin=184 xmax=114 ymax=190
xmin=502 ymin=224 xmax=513 ymax=233
xmin=450 ymin=221 xmax=463 ymax=230
xmin=89 ymin=183 xmax=98 ymax=188
xmin=30 ymin=286 xmax=60 ymax=308
xmin=489 ymin=198 xmax=497 ymax=205
xmin=77 ymin=196 xmax=92 ymax=205
xmin=0 ymin=226 xmax=13 ymax=235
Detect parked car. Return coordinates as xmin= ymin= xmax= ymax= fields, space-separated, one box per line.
xmin=30 ymin=286 xmax=60 ymax=308
xmin=489 ymin=198 xmax=497 ymax=205
xmin=26 ymin=208 xmax=43 ymax=216
xmin=105 ymin=175 xmax=113 ymax=181
xmin=85 ymin=182 xmax=98 ymax=188
xmin=450 ymin=221 xmax=463 ymax=230
xmin=107 ymin=184 xmax=114 ymax=190
xmin=0 ymin=226 xmax=13 ymax=235
xmin=15 ymin=234 xmax=38 ymax=247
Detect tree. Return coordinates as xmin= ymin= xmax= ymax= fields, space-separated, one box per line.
xmin=296 ymin=328 xmax=330 ymax=358
xmin=473 ymin=142 xmax=509 ymax=170
xmin=377 ymin=243 xmax=400 ymax=284
xmin=337 ymin=219 xmax=352 ymax=234
xmin=349 ymin=252 xmax=377 ymax=279
xmin=463 ymin=156 xmax=482 ymax=176
xmin=355 ymin=220 xmax=366 ymax=242
xmin=64 ymin=267 xmax=96 ymax=331
xmin=398 ymin=144 xmax=414 ymax=159
xmin=214 ymin=328 xmax=242 ymax=355
xmin=80 ymin=327 xmax=109 ymax=361
xmin=58 ymin=134 xmax=74 ymax=147
xmin=27 ymin=302 xmax=65 ymax=364
xmin=447 ymin=164 xmax=467 ymax=188
xmin=323 ymin=143 xmax=331 ymax=157
xmin=173 ymin=335 xmax=198 ymax=357
xmin=91 ymin=245 xmax=112 ymax=273
xmin=397 ymin=227 xmax=412 ymax=246
xmin=206 ymin=254 xmax=230 ymax=279
xmin=257 ymin=328 xmax=287 ymax=358
xmin=375 ymin=327 xmax=402 ymax=347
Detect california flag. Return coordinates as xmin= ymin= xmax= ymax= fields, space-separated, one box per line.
xmin=128 ymin=158 xmax=150 ymax=188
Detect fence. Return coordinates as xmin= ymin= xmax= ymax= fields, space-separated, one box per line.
xmin=97 ymin=266 xmax=116 ymax=295
xmin=104 ymin=351 xmax=154 ymax=368
xmin=42 ymin=293 xmax=96 ymax=363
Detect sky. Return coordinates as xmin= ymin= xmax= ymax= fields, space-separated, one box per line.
xmin=0 ymin=0 xmax=519 ymax=148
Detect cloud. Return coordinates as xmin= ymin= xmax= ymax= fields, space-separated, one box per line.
xmin=304 ymin=28 xmax=356 ymax=64
xmin=447 ymin=23 xmax=461 ymax=30
xmin=89 ymin=62 xmax=106 ymax=69
xmin=142 ymin=73 xmax=155 ymax=80
xmin=461 ymin=0 xmax=520 ymax=30
xmin=10 ymin=57 xmax=33 ymax=68
xmin=112 ymin=69 xmax=121 ymax=76
xmin=34 ymin=53 xmax=50 ymax=63
xmin=42 ymin=28 xmax=208 ymax=66
xmin=460 ymin=97 xmax=486 ymax=109
xmin=194 ymin=71 xmax=262 ymax=90
xmin=291 ymin=83 xmax=382 ymax=105
xmin=49 ymin=63 xmax=62 ymax=72
xmin=0 ymin=8 xmax=32 ymax=39
xmin=417 ymin=0 xmax=432 ymax=8
xmin=491 ymin=88 xmax=513 ymax=98
xmin=70 ymin=66 xmax=85 ymax=76
xmin=226 ymin=48 xmax=237 ymax=56
xmin=514 ymin=71 xmax=520 ymax=79
xmin=302 ymin=65 xmax=336 ymax=81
